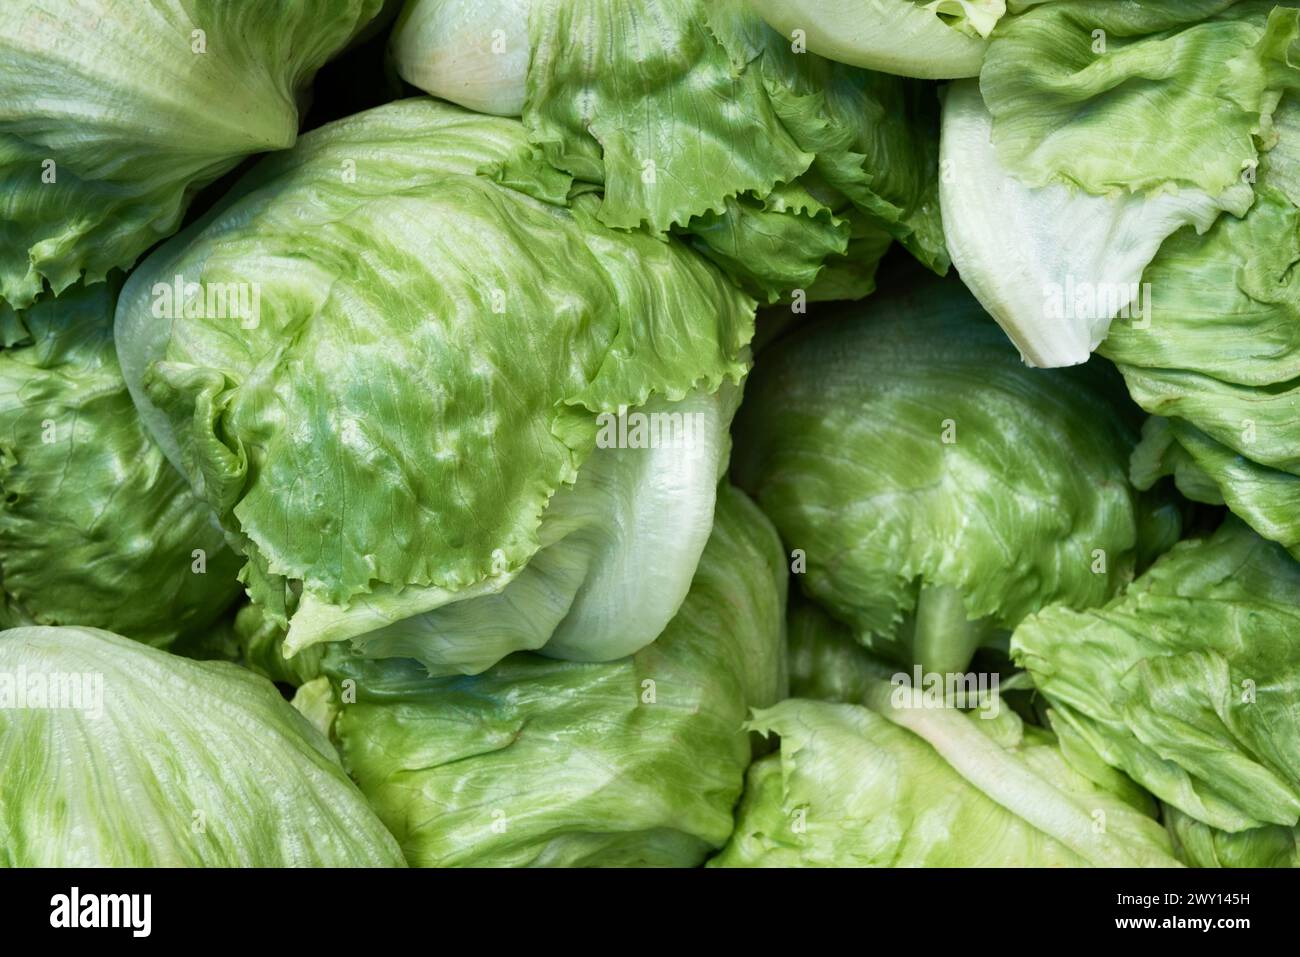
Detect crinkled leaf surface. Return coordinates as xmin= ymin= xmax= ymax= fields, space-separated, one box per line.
xmin=1013 ymin=518 xmax=1300 ymax=832
xmin=941 ymin=79 xmax=1244 ymax=367
xmin=324 ymin=487 xmax=787 ymax=866
xmin=981 ymin=1 xmax=1300 ymax=198
xmin=711 ymin=694 xmax=1177 ymax=867
xmin=395 ymin=0 xmax=948 ymax=300
xmin=731 ymin=277 xmax=1154 ymax=671
xmin=0 ymin=282 xmax=240 ymax=646
xmin=115 ymin=99 xmax=754 ymax=673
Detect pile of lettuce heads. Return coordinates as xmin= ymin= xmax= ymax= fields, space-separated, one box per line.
xmin=1 ymin=0 xmax=1298 ymax=868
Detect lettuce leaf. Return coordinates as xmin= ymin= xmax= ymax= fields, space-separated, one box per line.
xmin=1013 ymin=518 xmax=1300 ymax=832
xmin=0 ymin=625 xmax=404 ymax=866
xmin=1101 ymin=97 xmax=1300 ymax=557
xmin=746 ymin=0 xmax=1003 ymax=78
xmin=394 ymin=0 xmax=949 ymax=301
xmin=711 ymin=693 xmax=1177 ymax=867
xmin=0 ymin=281 xmax=240 ymax=646
xmin=731 ymin=276 xmax=1167 ymax=673
xmin=321 ymin=486 xmax=787 ymax=866
xmin=115 ymin=98 xmax=755 ymax=675
xmin=0 ymin=0 xmax=384 ymax=308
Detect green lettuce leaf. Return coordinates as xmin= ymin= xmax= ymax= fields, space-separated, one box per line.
xmin=0 ymin=0 xmax=384 ymax=308
xmin=1013 ymin=518 xmax=1300 ymax=832
xmin=115 ymin=98 xmax=754 ymax=676
xmin=940 ymin=79 xmax=1245 ymax=367
xmin=982 ymin=1 xmax=1300 ymax=198
xmin=0 ymin=281 xmax=240 ymax=646
xmin=940 ymin=2 xmax=1300 ymax=366
xmin=393 ymin=0 xmax=948 ymax=300
xmin=1165 ymin=805 xmax=1299 ymax=867
xmin=320 ymin=486 xmax=787 ymax=866
xmin=1129 ymin=417 xmax=1226 ymax=507
xmin=746 ymin=0 xmax=1003 ymax=78
xmin=711 ymin=692 xmax=1178 ymax=867
xmin=787 ymin=596 xmax=881 ymax=705
xmin=0 ymin=625 xmax=404 ymax=866
xmin=291 ymin=386 xmax=740 ymax=673
xmin=732 ymin=276 xmax=1164 ymax=674
xmin=1100 ymin=154 xmax=1300 ymax=556
xmin=1154 ymin=422 xmax=1300 ymax=555
xmin=1102 ymin=188 xmax=1300 ymax=389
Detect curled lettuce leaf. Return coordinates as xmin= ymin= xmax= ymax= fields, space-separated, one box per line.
xmin=981 ymin=1 xmax=1300 ymax=198
xmin=115 ymin=98 xmax=754 ymax=676
xmin=319 ymin=486 xmax=787 ymax=866
xmin=941 ymin=1 xmax=1300 ymax=366
xmin=787 ymin=596 xmax=881 ymax=705
xmin=0 ymin=282 xmax=240 ymax=646
xmin=0 ymin=625 xmax=404 ymax=866
xmin=1140 ymin=422 xmax=1300 ymax=556
xmin=394 ymin=0 xmax=948 ymax=300
xmin=746 ymin=0 xmax=1004 ymax=78
xmin=940 ymin=80 xmax=1243 ymax=367
xmin=1166 ymin=805 xmax=1299 ymax=868
xmin=1102 ymin=189 xmax=1300 ymax=390
xmin=1100 ymin=134 xmax=1300 ymax=555
xmin=289 ymin=386 xmax=739 ymax=673
xmin=711 ymin=693 xmax=1177 ymax=867
xmin=0 ymin=0 xmax=384 ymax=308
xmin=731 ymin=276 xmax=1166 ymax=675
xmin=1013 ymin=518 xmax=1300 ymax=832
xmin=1129 ymin=417 xmax=1227 ymax=507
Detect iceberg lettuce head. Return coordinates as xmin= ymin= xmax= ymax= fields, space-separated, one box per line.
xmin=115 ymin=98 xmax=756 ymax=677
xmin=732 ymin=277 xmax=1177 ymax=675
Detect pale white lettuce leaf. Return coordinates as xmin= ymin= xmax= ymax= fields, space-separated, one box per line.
xmin=940 ymin=80 xmax=1245 ymax=367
